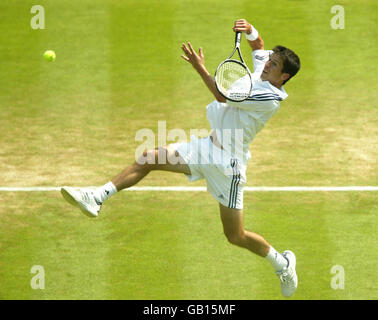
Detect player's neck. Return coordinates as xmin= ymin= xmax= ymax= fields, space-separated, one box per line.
xmin=268 ymin=79 xmax=283 ymax=89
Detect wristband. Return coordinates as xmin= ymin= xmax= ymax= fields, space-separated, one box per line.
xmin=245 ymin=24 xmax=259 ymax=41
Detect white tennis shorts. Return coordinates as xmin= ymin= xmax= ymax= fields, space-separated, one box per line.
xmin=169 ymin=135 xmax=246 ymax=209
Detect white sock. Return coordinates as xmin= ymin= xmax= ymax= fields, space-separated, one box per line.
xmin=94 ymin=181 xmax=118 ymax=204
xmin=265 ymin=246 xmax=288 ymax=272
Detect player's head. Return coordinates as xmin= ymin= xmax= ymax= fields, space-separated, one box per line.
xmin=261 ymin=46 xmax=300 ymax=87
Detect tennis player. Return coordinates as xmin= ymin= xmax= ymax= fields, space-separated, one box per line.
xmin=61 ymin=19 xmax=300 ymax=297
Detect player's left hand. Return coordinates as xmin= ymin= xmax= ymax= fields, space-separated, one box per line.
xmin=181 ymin=42 xmax=205 ymax=71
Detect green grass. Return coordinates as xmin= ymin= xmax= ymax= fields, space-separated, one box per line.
xmin=0 ymin=0 xmax=377 ymax=299
xmin=0 ymin=191 xmax=376 ymax=299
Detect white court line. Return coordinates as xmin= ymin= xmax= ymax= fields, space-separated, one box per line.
xmin=0 ymin=186 xmax=377 ymax=192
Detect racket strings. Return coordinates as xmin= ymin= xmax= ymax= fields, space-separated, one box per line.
xmin=216 ymin=61 xmax=251 ymax=101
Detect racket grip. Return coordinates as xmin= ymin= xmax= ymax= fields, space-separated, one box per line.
xmin=235 ymin=32 xmax=242 ymax=47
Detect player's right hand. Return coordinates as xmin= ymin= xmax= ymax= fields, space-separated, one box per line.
xmin=233 ymin=19 xmax=252 ymax=34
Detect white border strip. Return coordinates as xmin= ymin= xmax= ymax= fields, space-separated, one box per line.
xmin=0 ymin=186 xmax=377 ymax=192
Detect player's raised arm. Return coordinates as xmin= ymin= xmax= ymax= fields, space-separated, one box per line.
xmin=233 ymin=19 xmax=264 ymax=51
xmin=181 ymin=42 xmax=226 ymax=103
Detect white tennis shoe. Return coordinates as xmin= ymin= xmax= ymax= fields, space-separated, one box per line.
xmin=61 ymin=186 xmax=101 ymax=218
xmin=276 ymin=250 xmax=298 ymax=297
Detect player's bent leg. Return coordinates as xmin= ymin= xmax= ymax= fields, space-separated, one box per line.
xmin=219 ymin=203 xmax=270 ymax=257
xmin=219 ymin=203 xmax=298 ymax=297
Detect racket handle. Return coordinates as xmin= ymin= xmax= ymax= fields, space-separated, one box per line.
xmin=235 ymin=32 xmax=242 ymax=48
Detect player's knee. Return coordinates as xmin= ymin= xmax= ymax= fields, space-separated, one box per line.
xmin=224 ymin=230 xmax=245 ymax=247
xmin=136 ymin=149 xmax=159 ymax=171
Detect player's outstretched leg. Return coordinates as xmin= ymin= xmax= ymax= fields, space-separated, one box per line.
xmin=61 ymin=146 xmax=190 ymax=217
xmin=219 ymin=203 xmax=298 ymax=297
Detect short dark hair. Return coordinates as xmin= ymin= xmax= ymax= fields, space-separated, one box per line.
xmin=272 ymin=45 xmax=300 ymax=85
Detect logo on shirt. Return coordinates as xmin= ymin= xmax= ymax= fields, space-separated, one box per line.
xmin=255 ymin=55 xmax=265 ymax=61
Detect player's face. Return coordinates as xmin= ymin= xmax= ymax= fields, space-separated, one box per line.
xmin=261 ymin=53 xmax=289 ymax=87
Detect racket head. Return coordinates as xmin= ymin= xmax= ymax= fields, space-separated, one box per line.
xmin=214 ymin=59 xmax=253 ymax=102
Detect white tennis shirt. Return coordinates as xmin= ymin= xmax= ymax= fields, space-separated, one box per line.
xmin=206 ymin=49 xmax=288 ymax=164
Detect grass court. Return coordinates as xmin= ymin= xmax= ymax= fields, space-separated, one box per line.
xmin=0 ymin=0 xmax=377 ymax=299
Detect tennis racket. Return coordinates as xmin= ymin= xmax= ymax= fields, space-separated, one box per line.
xmin=214 ymin=32 xmax=253 ymax=102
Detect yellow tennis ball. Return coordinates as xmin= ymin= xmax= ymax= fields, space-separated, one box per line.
xmin=43 ymin=50 xmax=56 ymax=62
